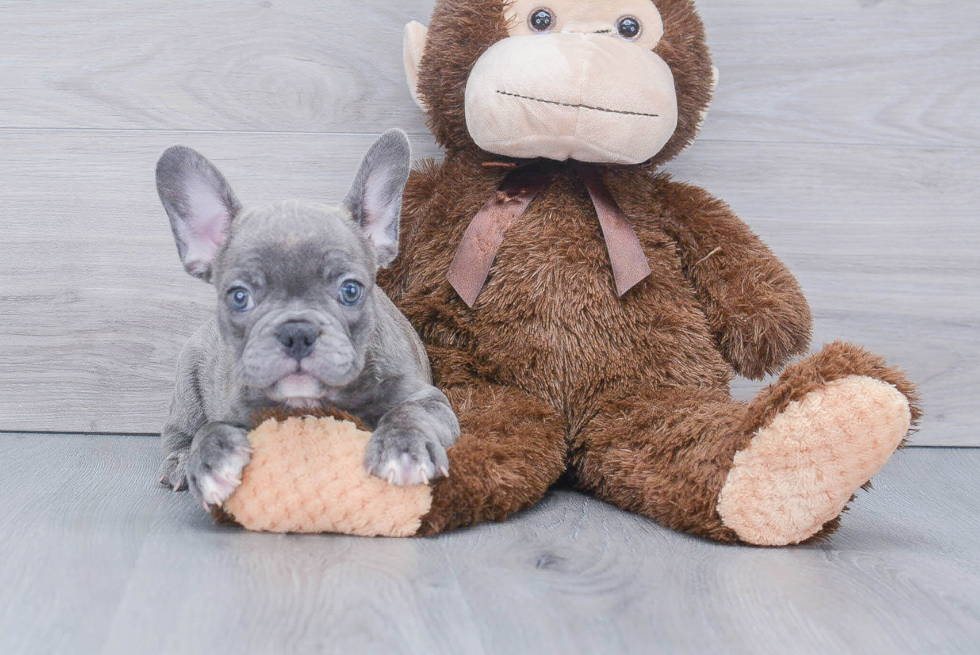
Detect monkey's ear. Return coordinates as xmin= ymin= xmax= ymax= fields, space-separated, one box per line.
xmin=698 ymin=65 xmax=719 ymax=125
xmin=403 ymin=21 xmax=429 ymax=112
xmin=682 ymin=66 xmax=721 ymax=155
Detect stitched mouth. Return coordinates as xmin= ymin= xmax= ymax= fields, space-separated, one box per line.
xmin=496 ymin=90 xmax=659 ymax=118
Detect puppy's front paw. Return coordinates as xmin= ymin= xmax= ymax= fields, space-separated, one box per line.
xmin=158 ymin=449 xmax=189 ymax=491
xmin=365 ymin=427 xmax=449 ymax=486
xmin=187 ymin=423 xmax=252 ymax=510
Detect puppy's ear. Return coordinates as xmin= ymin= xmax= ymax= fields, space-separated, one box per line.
xmin=344 ymin=129 xmax=411 ymax=269
xmin=156 ymin=146 xmax=242 ymax=281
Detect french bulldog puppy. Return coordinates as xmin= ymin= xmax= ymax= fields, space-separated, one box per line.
xmin=155 ymin=130 xmax=459 ymax=510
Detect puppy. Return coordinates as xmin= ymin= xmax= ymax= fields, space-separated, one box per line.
xmin=155 ymin=130 xmax=459 ymax=509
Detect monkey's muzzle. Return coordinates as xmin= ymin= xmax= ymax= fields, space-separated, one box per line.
xmin=464 ymin=33 xmax=679 ymax=166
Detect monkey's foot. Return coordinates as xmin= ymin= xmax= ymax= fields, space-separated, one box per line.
xmin=716 ymin=375 xmax=911 ymax=546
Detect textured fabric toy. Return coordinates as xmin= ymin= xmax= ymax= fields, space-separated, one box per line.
xmin=380 ymin=0 xmax=920 ymax=546
xmin=214 ymin=0 xmax=920 ymax=545
xmin=214 ymin=413 xmax=432 ymax=537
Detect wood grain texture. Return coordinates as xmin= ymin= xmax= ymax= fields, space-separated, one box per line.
xmin=0 ymin=0 xmax=977 ymax=444
xmin=0 ymin=131 xmax=441 ymax=435
xmin=1 ymin=1 xmax=976 ymax=148
xmin=0 ymin=434 xmax=978 ymax=654
xmin=0 ymin=131 xmax=974 ymax=443
xmin=698 ymin=0 xmax=980 ymax=148
xmin=0 ymin=0 xmax=432 ymax=135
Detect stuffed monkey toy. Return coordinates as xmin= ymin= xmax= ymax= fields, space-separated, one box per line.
xmin=380 ymin=0 xmax=920 ymax=545
xmin=219 ymin=0 xmax=920 ymax=546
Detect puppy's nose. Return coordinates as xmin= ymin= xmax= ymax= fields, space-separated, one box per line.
xmin=276 ymin=321 xmax=319 ymax=361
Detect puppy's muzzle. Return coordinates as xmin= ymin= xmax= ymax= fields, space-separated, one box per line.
xmin=276 ymin=320 xmax=319 ymax=362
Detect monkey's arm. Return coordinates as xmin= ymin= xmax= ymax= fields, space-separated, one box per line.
xmin=656 ymin=179 xmax=812 ymax=379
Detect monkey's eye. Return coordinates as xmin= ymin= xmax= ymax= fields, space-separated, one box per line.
xmin=339 ymin=280 xmax=365 ymax=306
xmin=228 ymin=287 xmax=254 ymax=312
xmin=528 ymin=8 xmax=555 ymax=33
xmin=616 ymin=16 xmax=642 ymax=40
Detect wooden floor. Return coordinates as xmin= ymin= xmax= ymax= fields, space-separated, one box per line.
xmin=1 ymin=434 xmax=977 ymax=655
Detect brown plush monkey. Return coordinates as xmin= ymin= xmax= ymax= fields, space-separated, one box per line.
xmin=377 ymin=0 xmax=921 ymax=546
xmin=213 ymin=0 xmax=919 ymax=543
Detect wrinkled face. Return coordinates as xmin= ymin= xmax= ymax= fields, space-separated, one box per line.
xmin=157 ymin=131 xmax=412 ymax=406
xmin=464 ymin=0 xmax=679 ymax=164
xmin=212 ymin=203 xmax=378 ymax=404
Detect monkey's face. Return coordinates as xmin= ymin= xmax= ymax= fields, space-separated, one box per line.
xmin=408 ymin=0 xmax=713 ymax=168
xmin=464 ymin=0 xmax=678 ymax=165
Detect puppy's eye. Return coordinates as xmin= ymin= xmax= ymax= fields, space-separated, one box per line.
xmin=339 ymin=281 xmax=364 ymax=306
xmin=529 ymin=8 xmax=555 ymax=32
xmin=228 ymin=287 xmax=253 ymax=312
xmin=616 ymin=16 xmax=642 ymax=40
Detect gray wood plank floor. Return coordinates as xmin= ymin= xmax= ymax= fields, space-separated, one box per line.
xmin=1 ymin=434 xmax=978 ymax=655
xmin=0 ymin=0 xmax=977 ymax=444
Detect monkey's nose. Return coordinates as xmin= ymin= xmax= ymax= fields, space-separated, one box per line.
xmin=276 ymin=321 xmax=319 ymax=361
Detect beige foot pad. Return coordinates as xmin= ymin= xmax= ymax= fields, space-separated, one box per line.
xmin=220 ymin=416 xmax=432 ymax=537
xmin=717 ymin=375 xmax=911 ymax=546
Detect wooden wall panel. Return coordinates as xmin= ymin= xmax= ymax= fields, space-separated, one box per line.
xmin=2 ymin=1 xmax=976 ymax=147
xmin=0 ymin=0 xmax=976 ymax=444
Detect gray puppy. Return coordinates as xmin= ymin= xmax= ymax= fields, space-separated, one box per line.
xmin=155 ymin=130 xmax=459 ymax=510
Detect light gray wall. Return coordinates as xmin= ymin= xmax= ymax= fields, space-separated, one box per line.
xmin=0 ymin=0 xmax=976 ymax=444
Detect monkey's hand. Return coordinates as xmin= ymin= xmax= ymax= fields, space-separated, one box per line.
xmin=657 ymin=180 xmax=812 ymax=379
xmin=701 ymin=258 xmax=813 ymax=379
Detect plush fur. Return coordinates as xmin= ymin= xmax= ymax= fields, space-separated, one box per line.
xmin=416 ymin=0 xmax=713 ymax=169
xmin=221 ymin=415 xmax=432 ymax=537
xmin=717 ymin=375 xmax=912 ymax=546
xmin=378 ymin=0 xmax=921 ymax=545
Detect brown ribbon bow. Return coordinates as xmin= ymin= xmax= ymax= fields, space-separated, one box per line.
xmin=447 ymin=160 xmax=652 ymax=308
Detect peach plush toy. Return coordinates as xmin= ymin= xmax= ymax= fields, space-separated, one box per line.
xmin=215 ymin=413 xmax=432 ymax=538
